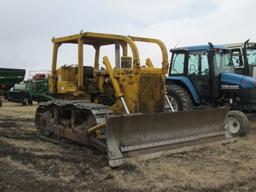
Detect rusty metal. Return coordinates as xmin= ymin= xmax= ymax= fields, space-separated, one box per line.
xmin=106 ymin=107 xmax=229 ymax=167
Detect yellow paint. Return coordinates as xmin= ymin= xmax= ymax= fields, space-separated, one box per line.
xmin=48 ymin=31 xmax=169 ymax=114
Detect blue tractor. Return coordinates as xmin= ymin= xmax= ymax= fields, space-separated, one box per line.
xmin=166 ymin=43 xmax=256 ymax=136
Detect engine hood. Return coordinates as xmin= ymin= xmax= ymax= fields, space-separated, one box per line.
xmin=221 ymin=72 xmax=256 ymax=88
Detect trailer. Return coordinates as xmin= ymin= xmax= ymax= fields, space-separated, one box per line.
xmin=0 ymin=68 xmax=25 ymax=106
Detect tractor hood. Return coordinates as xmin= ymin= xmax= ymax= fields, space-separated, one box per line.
xmin=221 ymin=72 xmax=256 ymax=88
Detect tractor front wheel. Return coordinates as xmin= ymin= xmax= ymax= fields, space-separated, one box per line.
xmin=224 ymin=110 xmax=248 ymax=137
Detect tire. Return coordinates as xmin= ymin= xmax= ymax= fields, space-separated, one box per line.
xmin=22 ymin=97 xmax=29 ymax=106
xmin=166 ymin=84 xmax=194 ymax=111
xmin=28 ymin=99 xmax=33 ymax=105
xmin=37 ymin=97 xmax=43 ymax=104
xmin=224 ymin=110 xmax=249 ymax=137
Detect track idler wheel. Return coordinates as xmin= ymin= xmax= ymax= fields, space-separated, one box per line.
xmin=37 ymin=111 xmax=54 ymax=136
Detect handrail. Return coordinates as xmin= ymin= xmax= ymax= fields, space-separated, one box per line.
xmin=128 ymin=36 xmax=169 ymax=74
xmin=52 ymin=32 xmax=141 ymax=68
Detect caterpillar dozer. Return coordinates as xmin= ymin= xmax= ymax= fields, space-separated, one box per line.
xmin=35 ymin=31 xmax=231 ymax=167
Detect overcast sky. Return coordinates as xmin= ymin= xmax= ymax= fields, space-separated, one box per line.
xmin=0 ymin=0 xmax=255 ymax=77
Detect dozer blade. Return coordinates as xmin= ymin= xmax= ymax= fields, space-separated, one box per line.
xmin=106 ymin=107 xmax=233 ymax=167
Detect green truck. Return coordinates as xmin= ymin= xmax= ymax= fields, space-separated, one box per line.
xmin=0 ymin=68 xmax=26 ymax=106
xmin=7 ymin=74 xmax=54 ymax=105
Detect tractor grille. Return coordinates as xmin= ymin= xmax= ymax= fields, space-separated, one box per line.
xmin=139 ymin=73 xmax=165 ymax=113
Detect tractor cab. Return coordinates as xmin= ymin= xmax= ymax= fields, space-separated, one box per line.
xmin=169 ymin=44 xmax=234 ymax=104
xmin=167 ymin=43 xmax=256 ymax=112
xmin=225 ymin=40 xmax=256 ymax=77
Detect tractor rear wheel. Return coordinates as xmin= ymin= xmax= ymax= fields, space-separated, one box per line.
xmin=224 ymin=110 xmax=248 ymax=137
xmin=167 ymin=84 xmax=194 ymax=112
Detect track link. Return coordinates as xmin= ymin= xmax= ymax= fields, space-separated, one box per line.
xmin=35 ymin=100 xmax=112 ymax=150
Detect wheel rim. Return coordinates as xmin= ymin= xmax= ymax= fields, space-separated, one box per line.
xmin=23 ymin=98 xmax=28 ymax=104
xmin=165 ymin=96 xmax=179 ymax=112
xmin=226 ymin=116 xmax=241 ymax=134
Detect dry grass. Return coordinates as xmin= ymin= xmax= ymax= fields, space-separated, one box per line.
xmin=1 ymin=101 xmax=256 ymax=192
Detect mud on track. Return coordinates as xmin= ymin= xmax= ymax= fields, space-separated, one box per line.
xmin=1 ymin=101 xmax=256 ymax=192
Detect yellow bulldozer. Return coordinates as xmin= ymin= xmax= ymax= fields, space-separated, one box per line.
xmin=35 ymin=31 xmax=231 ymax=167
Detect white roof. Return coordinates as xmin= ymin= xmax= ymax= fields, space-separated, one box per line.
xmin=224 ymin=42 xmax=256 ymax=49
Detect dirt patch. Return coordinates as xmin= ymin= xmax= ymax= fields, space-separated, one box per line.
xmin=1 ymin=102 xmax=256 ymax=191
xmin=0 ymin=121 xmax=17 ymax=128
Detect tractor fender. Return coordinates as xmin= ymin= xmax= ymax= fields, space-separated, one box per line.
xmin=166 ymin=76 xmax=200 ymax=105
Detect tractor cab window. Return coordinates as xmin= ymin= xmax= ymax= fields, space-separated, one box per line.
xmin=170 ymin=52 xmax=185 ymax=74
xmin=201 ymin=53 xmax=209 ymax=75
xmin=231 ymin=49 xmax=243 ymax=67
xmin=214 ymin=50 xmax=234 ymax=75
xmin=188 ymin=54 xmax=199 ymax=75
xmin=246 ymin=48 xmax=256 ymax=65
xmin=188 ymin=52 xmax=209 ymax=76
